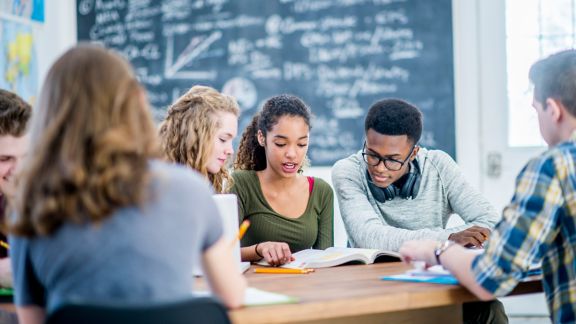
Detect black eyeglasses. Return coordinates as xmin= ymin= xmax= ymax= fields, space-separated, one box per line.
xmin=362 ymin=143 xmax=416 ymax=171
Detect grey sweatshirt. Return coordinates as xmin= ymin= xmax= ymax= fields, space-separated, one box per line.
xmin=331 ymin=148 xmax=499 ymax=251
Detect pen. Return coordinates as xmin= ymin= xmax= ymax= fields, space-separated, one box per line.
xmin=0 ymin=241 xmax=9 ymax=250
xmin=254 ymin=268 xmax=314 ymax=274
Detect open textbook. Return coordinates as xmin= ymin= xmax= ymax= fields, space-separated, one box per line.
xmin=258 ymin=247 xmax=401 ymax=269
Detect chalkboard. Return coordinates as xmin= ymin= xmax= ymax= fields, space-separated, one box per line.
xmin=77 ymin=0 xmax=455 ymax=166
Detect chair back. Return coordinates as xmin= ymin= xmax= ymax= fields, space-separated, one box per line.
xmin=45 ymin=297 xmax=231 ymax=324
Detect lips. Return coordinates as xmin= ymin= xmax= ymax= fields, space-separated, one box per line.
xmin=371 ymin=173 xmax=390 ymax=183
xmin=281 ymin=162 xmax=298 ymax=174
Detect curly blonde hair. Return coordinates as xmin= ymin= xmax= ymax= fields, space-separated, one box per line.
xmin=159 ymin=85 xmax=239 ymax=193
xmin=9 ymin=44 xmax=160 ymax=237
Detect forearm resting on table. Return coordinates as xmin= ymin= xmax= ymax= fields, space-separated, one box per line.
xmin=241 ymin=245 xmax=261 ymax=262
xmin=440 ymin=245 xmax=494 ymax=300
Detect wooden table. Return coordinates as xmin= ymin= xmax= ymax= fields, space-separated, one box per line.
xmin=231 ymin=263 xmax=542 ymax=324
xmin=0 ymin=263 xmax=542 ymax=324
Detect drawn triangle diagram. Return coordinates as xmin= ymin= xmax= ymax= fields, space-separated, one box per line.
xmin=164 ymin=31 xmax=222 ymax=80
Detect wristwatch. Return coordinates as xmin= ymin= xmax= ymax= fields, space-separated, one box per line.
xmin=434 ymin=240 xmax=455 ymax=266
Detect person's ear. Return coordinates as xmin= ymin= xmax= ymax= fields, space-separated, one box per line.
xmin=410 ymin=145 xmax=420 ymax=161
xmin=257 ymin=130 xmax=265 ymax=147
xmin=545 ymin=98 xmax=563 ymax=122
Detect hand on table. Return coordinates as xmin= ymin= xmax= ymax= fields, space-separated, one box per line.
xmin=256 ymin=242 xmax=295 ymax=266
xmin=449 ymin=226 xmax=490 ymax=248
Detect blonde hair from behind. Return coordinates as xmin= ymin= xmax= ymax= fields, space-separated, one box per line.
xmin=9 ymin=44 xmax=160 ymax=237
xmin=159 ymin=85 xmax=240 ymax=193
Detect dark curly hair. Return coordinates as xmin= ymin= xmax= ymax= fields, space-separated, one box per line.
xmin=234 ymin=94 xmax=311 ymax=171
xmin=365 ymin=98 xmax=422 ymax=145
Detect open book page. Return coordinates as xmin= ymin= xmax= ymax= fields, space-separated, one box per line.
xmin=258 ymin=247 xmax=400 ymax=269
xmin=257 ymin=249 xmax=348 ymax=269
xmin=325 ymin=247 xmax=401 ymax=262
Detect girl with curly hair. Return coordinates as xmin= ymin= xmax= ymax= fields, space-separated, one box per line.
xmin=159 ymin=85 xmax=239 ymax=193
xmin=8 ymin=45 xmax=245 ymax=323
xmin=233 ymin=94 xmax=334 ymax=266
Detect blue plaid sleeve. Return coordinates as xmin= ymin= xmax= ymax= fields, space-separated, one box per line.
xmin=471 ymin=155 xmax=563 ymax=296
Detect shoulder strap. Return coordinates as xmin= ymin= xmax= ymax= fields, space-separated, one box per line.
xmin=307 ymin=176 xmax=315 ymax=194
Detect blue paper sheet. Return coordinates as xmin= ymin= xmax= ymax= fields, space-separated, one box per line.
xmin=381 ymin=274 xmax=459 ymax=285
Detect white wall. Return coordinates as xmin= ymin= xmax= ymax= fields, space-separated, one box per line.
xmin=34 ymin=0 xmax=76 ymax=85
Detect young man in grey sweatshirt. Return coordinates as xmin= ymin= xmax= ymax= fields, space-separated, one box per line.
xmin=332 ymin=99 xmax=499 ymax=252
xmin=332 ymin=98 xmax=506 ymax=324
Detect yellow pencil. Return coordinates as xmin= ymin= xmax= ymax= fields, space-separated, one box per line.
xmin=237 ymin=220 xmax=250 ymax=241
xmin=0 ymin=241 xmax=9 ymax=250
xmin=254 ymin=268 xmax=313 ymax=274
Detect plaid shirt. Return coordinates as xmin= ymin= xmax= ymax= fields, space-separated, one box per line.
xmin=472 ymin=132 xmax=576 ymax=324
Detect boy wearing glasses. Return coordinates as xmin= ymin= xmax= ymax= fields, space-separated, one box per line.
xmin=332 ymin=98 xmax=499 ymax=251
xmin=332 ymin=99 xmax=506 ymax=323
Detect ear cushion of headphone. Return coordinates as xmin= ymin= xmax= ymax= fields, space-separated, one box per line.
xmin=400 ymin=160 xmax=422 ymax=199
xmin=399 ymin=173 xmax=414 ymax=199
xmin=382 ymin=186 xmax=397 ymax=201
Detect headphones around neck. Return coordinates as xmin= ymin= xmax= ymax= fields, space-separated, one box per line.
xmin=366 ymin=159 xmax=422 ymax=203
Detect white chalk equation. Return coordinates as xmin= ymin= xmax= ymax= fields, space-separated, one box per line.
xmin=164 ymin=31 xmax=222 ymax=80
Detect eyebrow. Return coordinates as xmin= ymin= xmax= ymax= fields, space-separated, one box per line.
xmin=273 ymin=135 xmax=309 ymax=140
xmin=367 ymin=148 xmax=401 ymax=158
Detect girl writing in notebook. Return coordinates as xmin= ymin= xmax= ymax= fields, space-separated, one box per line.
xmin=159 ymin=85 xmax=239 ymax=193
xmin=8 ymin=45 xmax=246 ymax=324
xmin=232 ymin=95 xmax=334 ymax=266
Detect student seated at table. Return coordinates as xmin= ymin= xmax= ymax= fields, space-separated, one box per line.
xmin=232 ymin=95 xmax=334 ymax=266
xmin=331 ymin=98 xmax=506 ymax=323
xmin=0 ymin=89 xmax=32 ymax=288
xmin=159 ymin=85 xmax=239 ymax=193
xmin=400 ymin=49 xmax=576 ymax=324
xmin=332 ymin=98 xmax=500 ymax=252
xmin=7 ymin=45 xmax=246 ymax=324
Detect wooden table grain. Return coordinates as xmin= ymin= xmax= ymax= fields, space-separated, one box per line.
xmin=230 ymin=263 xmax=542 ymax=324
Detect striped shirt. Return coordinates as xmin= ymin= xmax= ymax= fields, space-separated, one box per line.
xmin=472 ymin=132 xmax=576 ymax=324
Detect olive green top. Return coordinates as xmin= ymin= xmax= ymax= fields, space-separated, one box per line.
xmin=230 ymin=170 xmax=334 ymax=252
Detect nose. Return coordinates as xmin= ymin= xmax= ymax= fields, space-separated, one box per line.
xmin=374 ymin=160 xmax=387 ymax=173
xmin=4 ymin=163 xmax=15 ymax=180
xmin=285 ymin=146 xmax=296 ymax=159
xmin=225 ymin=142 xmax=234 ymax=156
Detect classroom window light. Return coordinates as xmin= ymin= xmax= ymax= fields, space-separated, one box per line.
xmin=506 ymin=0 xmax=574 ymax=147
